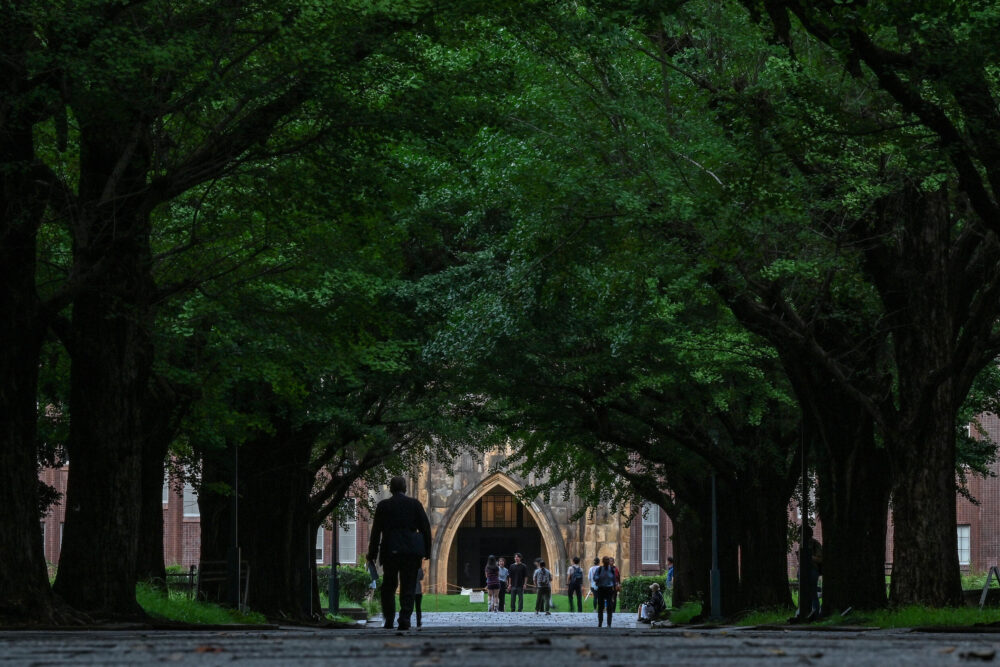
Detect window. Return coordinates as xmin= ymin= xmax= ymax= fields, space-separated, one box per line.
xmin=480 ymin=494 xmax=517 ymax=528
xmin=957 ymin=524 xmax=971 ymax=565
xmin=182 ymin=481 xmax=199 ymax=517
xmin=315 ymin=526 xmax=325 ymax=564
xmin=642 ymin=503 xmax=660 ymax=564
xmin=338 ymin=499 xmax=357 ymax=565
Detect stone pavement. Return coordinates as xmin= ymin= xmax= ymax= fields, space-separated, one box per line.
xmin=4 ymin=624 xmax=1000 ymax=665
xmin=377 ymin=610 xmax=615 ymax=629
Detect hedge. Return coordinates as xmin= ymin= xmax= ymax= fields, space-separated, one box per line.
xmin=317 ymin=565 xmax=380 ymax=604
xmin=619 ymin=575 xmax=669 ymax=612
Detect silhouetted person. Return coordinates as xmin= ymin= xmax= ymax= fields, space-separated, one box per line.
xmin=366 ymin=476 xmax=431 ymax=630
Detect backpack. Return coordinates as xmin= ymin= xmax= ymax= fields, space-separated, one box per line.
xmin=570 ymin=565 xmax=583 ymax=584
xmin=536 ymin=568 xmax=551 ymax=586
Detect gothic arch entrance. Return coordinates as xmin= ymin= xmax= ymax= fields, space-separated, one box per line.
xmin=432 ymin=474 xmax=567 ymax=593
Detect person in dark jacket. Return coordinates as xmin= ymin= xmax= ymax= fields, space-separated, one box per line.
xmin=506 ymin=553 xmax=528 ymax=611
xmin=366 ymin=476 xmax=432 ymax=630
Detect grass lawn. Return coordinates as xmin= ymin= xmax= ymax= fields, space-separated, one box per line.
xmin=737 ymin=605 xmax=1000 ymax=628
xmin=324 ymin=592 xmax=621 ymax=613
xmin=137 ymin=583 xmax=268 ymax=624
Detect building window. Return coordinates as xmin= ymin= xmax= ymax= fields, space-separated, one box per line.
xmin=315 ymin=526 xmax=325 ymax=564
xmin=338 ymin=498 xmax=357 ymax=565
xmin=957 ymin=524 xmax=971 ymax=566
xmin=162 ymin=475 xmax=169 ymax=507
xmin=642 ymin=503 xmax=659 ymax=565
xmin=182 ymin=481 xmax=199 ymax=517
xmin=480 ymin=494 xmax=517 ymax=528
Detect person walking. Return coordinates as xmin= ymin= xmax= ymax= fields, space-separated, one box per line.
xmin=666 ymin=556 xmax=674 ymax=605
xmin=609 ymin=556 xmax=622 ymax=616
xmin=414 ymin=566 xmax=424 ymax=628
xmin=485 ymin=555 xmax=501 ymax=612
xmin=566 ymin=556 xmax=584 ymax=612
xmin=595 ymin=556 xmax=618 ymax=627
xmin=366 ymin=476 xmax=432 ymax=630
xmin=533 ymin=559 xmax=553 ymax=615
xmin=507 ymin=553 xmax=528 ymax=612
xmin=588 ymin=557 xmax=600 ymax=610
xmin=497 ymin=557 xmax=509 ymax=611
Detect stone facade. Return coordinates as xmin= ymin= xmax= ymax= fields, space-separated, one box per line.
xmin=401 ymin=451 xmax=634 ymax=594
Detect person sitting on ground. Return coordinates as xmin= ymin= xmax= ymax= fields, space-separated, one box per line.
xmin=636 ymin=582 xmax=666 ymax=624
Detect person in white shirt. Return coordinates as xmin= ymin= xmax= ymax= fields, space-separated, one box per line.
xmin=587 ymin=557 xmax=600 ymax=610
xmin=497 ymin=557 xmax=509 ymax=611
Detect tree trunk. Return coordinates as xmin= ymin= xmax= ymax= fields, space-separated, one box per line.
xmin=671 ymin=477 xmax=740 ymax=616
xmin=805 ymin=387 xmax=890 ymax=612
xmin=735 ymin=473 xmax=794 ymax=610
xmin=52 ymin=209 xmax=154 ymax=618
xmin=0 ymin=310 xmax=58 ymax=623
xmin=888 ymin=398 xmax=963 ymax=606
xmin=868 ymin=187 xmax=965 ymax=607
xmin=238 ymin=427 xmax=315 ymax=620
xmin=135 ymin=388 xmax=178 ymax=586
xmin=0 ymin=12 xmax=68 ymax=623
xmin=197 ymin=449 xmax=233 ymax=604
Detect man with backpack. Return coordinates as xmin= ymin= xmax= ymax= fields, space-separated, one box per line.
xmin=566 ymin=556 xmax=584 ymax=612
xmin=533 ymin=559 xmax=552 ymax=615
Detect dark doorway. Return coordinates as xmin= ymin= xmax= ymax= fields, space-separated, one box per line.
xmin=457 ymin=527 xmax=542 ymax=588
xmin=454 ymin=488 xmax=544 ymax=589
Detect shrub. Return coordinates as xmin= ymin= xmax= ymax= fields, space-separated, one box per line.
xmin=317 ymin=565 xmax=380 ymax=605
xmin=620 ymin=575 xmax=668 ymax=612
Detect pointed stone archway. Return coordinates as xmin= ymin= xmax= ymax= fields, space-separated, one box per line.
xmin=430 ymin=473 xmax=568 ymax=594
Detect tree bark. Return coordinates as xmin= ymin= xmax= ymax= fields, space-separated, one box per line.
xmin=670 ymin=477 xmax=740 ymax=616
xmin=238 ymin=426 xmax=315 ymax=620
xmin=52 ymin=264 xmax=153 ymax=617
xmin=135 ymin=385 xmax=180 ymax=587
xmin=0 ymin=31 xmax=67 ymax=620
xmin=803 ymin=385 xmax=890 ymax=612
xmin=0 ymin=300 xmax=58 ymax=623
xmin=197 ymin=449 xmax=233 ymax=605
xmin=734 ymin=470 xmax=795 ymax=610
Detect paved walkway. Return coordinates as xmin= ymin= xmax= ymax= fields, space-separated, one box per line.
xmin=4 ymin=625 xmax=1000 ymax=665
xmin=373 ymin=611 xmax=625 ymax=629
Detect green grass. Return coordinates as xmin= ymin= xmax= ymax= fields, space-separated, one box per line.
xmin=338 ymin=592 xmax=619 ymax=613
xmin=735 ymin=605 xmax=1000 ymax=628
xmin=137 ymin=583 xmax=268 ymax=625
xmin=668 ymin=602 xmax=703 ymax=624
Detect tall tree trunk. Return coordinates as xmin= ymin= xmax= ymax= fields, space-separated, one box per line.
xmin=888 ymin=391 xmax=962 ymax=606
xmin=804 ymin=386 xmax=890 ymax=612
xmin=53 ymin=210 xmax=154 ymax=618
xmin=197 ymin=449 xmax=233 ymax=604
xmin=671 ymin=477 xmax=740 ymax=616
xmin=735 ymin=472 xmax=794 ymax=610
xmin=0 ymin=303 xmax=57 ymax=623
xmin=866 ymin=187 xmax=966 ymax=607
xmin=0 ymin=9 xmax=68 ymax=623
xmin=239 ymin=427 xmax=315 ymax=620
xmin=135 ymin=385 xmax=179 ymax=586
